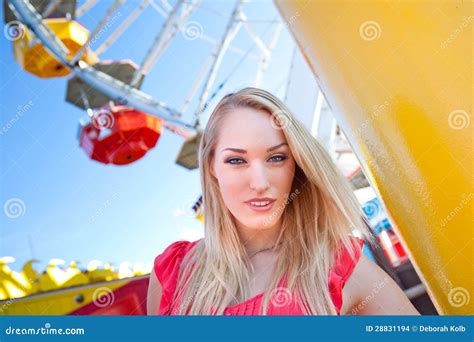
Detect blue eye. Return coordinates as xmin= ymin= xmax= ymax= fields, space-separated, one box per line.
xmin=226 ymin=158 xmax=245 ymax=165
xmin=269 ymin=155 xmax=287 ymax=162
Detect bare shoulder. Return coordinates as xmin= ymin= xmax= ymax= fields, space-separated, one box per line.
xmin=341 ymin=255 xmax=420 ymax=315
xmin=147 ymin=268 xmax=163 ymax=315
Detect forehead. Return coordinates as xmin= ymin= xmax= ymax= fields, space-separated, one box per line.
xmin=216 ymin=107 xmax=288 ymax=151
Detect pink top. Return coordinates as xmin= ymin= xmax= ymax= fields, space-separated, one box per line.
xmin=154 ymin=238 xmax=364 ymax=315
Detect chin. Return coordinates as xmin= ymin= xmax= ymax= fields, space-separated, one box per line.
xmin=238 ymin=216 xmax=279 ymax=230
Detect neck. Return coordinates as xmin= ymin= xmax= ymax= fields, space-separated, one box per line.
xmin=236 ymin=220 xmax=283 ymax=256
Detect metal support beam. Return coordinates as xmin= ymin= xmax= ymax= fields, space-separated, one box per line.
xmin=193 ymin=0 xmax=243 ymax=129
xmin=95 ymin=0 xmax=151 ymax=56
xmin=70 ymin=0 xmax=125 ymax=65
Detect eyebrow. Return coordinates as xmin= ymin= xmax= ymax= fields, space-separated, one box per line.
xmin=221 ymin=142 xmax=288 ymax=154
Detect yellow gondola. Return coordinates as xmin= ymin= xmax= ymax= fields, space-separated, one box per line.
xmin=13 ymin=18 xmax=98 ymax=78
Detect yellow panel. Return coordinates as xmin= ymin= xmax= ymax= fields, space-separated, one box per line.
xmin=13 ymin=18 xmax=97 ymax=78
xmin=276 ymin=0 xmax=472 ymax=314
xmin=0 ymin=280 xmax=127 ymax=315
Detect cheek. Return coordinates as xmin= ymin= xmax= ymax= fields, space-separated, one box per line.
xmin=214 ymin=167 xmax=245 ymax=208
xmin=278 ymin=161 xmax=296 ymax=193
xmin=220 ymin=176 xmax=241 ymax=200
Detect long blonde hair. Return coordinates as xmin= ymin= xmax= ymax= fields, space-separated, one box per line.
xmin=171 ymin=87 xmax=372 ymax=315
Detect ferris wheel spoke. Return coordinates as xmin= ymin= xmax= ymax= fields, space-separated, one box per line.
xmin=131 ymin=0 xmax=200 ymax=87
xmin=240 ymin=11 xmax=270 ymax=56
xmin=94 ymin=0 xmax=151 ymax=56
xmin=41 ymin=0 xmax=60 ymax=18
xmin=70 ymin=0 xmax=125 ymax=66
xmin=132 ymin=0 xmax=185 ymax=86
xmin=76 ymin=0 xmax=97 ymax=17
xmin=78 ymin=85 xmax=94 ymax=118
xmin=157 ymin=0 xmax=172 ymax=12
xmin=192 ymin=0 xmax=243 ymax=129
xmin=149 ymin=0 xmax=170 ymax=18
xmin=254 ymin=20 xmax=282 ymax=87
xmin=180 ymin=53 xmax=213 ymax=115
xmin=139 ymin=0 xmax=199 ymax=80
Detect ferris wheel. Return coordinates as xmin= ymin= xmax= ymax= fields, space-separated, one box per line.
xmin=4 ymin=0 xmax=283 ymax=167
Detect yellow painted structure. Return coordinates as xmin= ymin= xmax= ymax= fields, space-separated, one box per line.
xmin=13 ymin=18 xmax=98 ymax=78
xmin=0 ymin=278 xmax=129 ymax=315
xmin=0 ymin=257 xmax=150 ymax=315
xmin=276 ymin=0 xmax=472 ymax=314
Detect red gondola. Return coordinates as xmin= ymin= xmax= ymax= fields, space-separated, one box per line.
xmin=79 ymin=105 xmax=163 ymax=165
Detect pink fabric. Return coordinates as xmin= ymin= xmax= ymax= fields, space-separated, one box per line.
xmin=154 ymin=238 xmax=364 ymax=315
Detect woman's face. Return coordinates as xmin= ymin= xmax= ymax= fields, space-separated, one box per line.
xmin=211 ymin=107 xmax=296 ymax=232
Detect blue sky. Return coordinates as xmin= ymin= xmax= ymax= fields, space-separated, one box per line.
xmin=0 ymin=1 xmax=296 ymax=272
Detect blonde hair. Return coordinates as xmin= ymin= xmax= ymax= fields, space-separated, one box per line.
xmin=171 ymin=87 xmax=372 ymax=315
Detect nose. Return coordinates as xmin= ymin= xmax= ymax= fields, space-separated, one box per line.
xmin=249 ymin=162 xmax=270 ymax=193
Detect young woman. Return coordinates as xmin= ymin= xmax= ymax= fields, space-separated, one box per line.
xmin=147 ymin=88 xmax=419 ymax=315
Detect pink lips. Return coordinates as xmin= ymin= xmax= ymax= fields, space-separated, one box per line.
xmin=245 ymin=198 xmax=276 ymax=212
